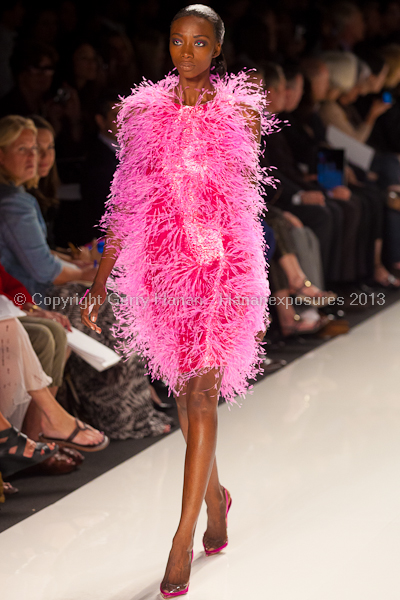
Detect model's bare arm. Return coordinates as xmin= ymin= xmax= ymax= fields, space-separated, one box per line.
xmin=80 ymin=227 xmax=121 ymax=333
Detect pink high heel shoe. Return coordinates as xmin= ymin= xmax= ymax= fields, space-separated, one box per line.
xmin=203 ymin=487 xmax=232 ymax=557
xmin=160 ymin=550 xmax=193 ymax=599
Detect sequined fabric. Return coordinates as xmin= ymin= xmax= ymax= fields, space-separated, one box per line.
xmin=168 ymin=104 xmax=224 ymax=267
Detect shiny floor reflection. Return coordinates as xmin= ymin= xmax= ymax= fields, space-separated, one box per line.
xmin=2 ymin=302 xmax=400 ymax=600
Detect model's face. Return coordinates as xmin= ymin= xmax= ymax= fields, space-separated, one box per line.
xmin=0 ymin=129 xmax=37 ymax=185
xmin=170 ymin=16 xmax=221 ymax=79
xmin=37 ymin=128 xmax=55 ymax=178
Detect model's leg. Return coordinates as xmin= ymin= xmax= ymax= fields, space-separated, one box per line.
xmin=161 ymin=367 xmax=223 ymax=592
xmin=174 ymin=380 xmax=228 ymax=554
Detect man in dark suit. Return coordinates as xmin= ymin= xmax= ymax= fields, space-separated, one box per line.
xmin=79 ymin=92 xmax=120 ymax=243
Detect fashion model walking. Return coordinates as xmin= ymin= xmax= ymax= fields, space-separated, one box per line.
xmin=81 ymin=4 xmax=275 ymax=597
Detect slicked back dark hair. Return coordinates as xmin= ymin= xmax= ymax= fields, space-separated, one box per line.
xmin=171 ymin=4 xmax=227 ymax=76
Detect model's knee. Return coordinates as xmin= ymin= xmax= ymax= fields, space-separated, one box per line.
xmin=187 ymin=390 xmax=218 ymax=416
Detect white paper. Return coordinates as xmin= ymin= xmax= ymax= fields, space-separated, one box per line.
xmin=0 ymin=295 xmax=26 ymax=321
xmin=326 ymin=125 xmax=375 ymax=171
xmin=66 ymin=326 xmax=121 ymax=372
xmin=58 ymin=258 xmax=81 ymax=270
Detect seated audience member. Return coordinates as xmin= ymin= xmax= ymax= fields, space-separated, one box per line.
xmin=0 ymin=115 xmax=97 ymax=296
xmin=0 ymin=315 xmax=108 ymax=455
xmin=0 ymin=1 xmax=25 ymax=100
xmin=54 ymin=41 xmax=106 ymax=154
xmin=1 ymin=261 xmax=99 ymax=473
xmin=26 ymin=115 xmax=60 ymax=247
xmin=319 ymin=51 xmax=400 ymax=190
xmin=0 ymin=260 xmax=70 ymax=400
xmin=282 ymin=59 xmax=399 ymax=289
xmin=0 ymin=408 xmax=57 ymax=482
xmin=317 ymin=52 xmax=400 ymax=286
xmin=319 ymin=51 xmax=388 ymax=142
xmin=261 ymin=62 xmax=355 ymax=287
xmin=265 ymin=203 xmax=332 ymax=337
xmin=0 ymin=41 xmax=57 ymax=119
xmin=267 ymin=204 xmax=329 ymax=298
xmin=100 ymin=33 xmax=139 ymax=91
xmin=0 ymin=114 xmax=173 ymax=439
xmin=321 ymin=1 xmax=366 ymax=52
xmin=80 ymin=92 xmax=119 ymax=243
xmin=365 ymin=44 xmax=400 ymax=154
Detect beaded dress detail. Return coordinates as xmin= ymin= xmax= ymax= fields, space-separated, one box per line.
xmin=100 ymin=71 xmax=278 ymax=405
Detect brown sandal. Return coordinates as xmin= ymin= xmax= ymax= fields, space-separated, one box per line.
xmin=290 ymin=279 xmax=337 ymax=305
xmin=38 ymin=418 xmax=109 ymax=453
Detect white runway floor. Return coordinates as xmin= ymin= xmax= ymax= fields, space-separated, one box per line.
xmin=2 ymin=301 xmax=400 ymax=600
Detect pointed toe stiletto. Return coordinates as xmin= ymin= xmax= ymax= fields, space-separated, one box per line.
xmin=160 ymin=550 xmax=193 ymax=599
xmin=203 ymin=487 xmax=232 ymax=557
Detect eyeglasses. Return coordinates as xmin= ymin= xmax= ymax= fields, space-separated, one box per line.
xmin=28 ymin=66 xmax=55 ymax=75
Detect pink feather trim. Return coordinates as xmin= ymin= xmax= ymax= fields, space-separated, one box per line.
xmin=100 ymin=70 xmax=280 ymax=405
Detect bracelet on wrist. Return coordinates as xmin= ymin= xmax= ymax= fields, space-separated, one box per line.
xmin=27 ymin=304 xmax=40 ymax=313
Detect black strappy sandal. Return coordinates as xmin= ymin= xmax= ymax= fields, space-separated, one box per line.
xmin=0 ymin=426 xmax=58 ymax=478
xmin=38 ymin=418 xmax=109 ymax=453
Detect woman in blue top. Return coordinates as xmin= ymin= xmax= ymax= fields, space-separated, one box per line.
xmin=0 ymin=115 xmax=97 ymax=296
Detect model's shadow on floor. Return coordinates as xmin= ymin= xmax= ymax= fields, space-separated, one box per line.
xmin=125 ymin=552 xmax=212 ymax=600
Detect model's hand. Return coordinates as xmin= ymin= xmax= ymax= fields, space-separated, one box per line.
xmin=256 ymin=329 xmax=266 ymax=343
xmin=80 ymin=282 xmax=107 ymax=334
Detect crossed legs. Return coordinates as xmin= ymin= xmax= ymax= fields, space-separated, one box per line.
xmin=161 ymin=367 xmax=227 ymax=592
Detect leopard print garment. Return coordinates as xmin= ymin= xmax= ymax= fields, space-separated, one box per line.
xmin=44 ymin=282 xmax=173 ymax=440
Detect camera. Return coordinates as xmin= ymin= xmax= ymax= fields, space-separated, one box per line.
xmin=53 ymin=87 xmax=71 ymax=104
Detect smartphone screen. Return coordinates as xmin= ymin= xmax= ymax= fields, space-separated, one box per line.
xmin=382 ymin=91 xmax=393 ymax=103
xmin=317 ymin=149 xmax=345 ymax=190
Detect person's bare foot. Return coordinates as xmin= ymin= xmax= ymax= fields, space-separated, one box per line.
xmin=203 ymin=485 xmax=230 ymax=552
xmin=37 ymin=411 xmax=104 ymax=447
xmin=161 ymin=536 xmax=192 ymax=594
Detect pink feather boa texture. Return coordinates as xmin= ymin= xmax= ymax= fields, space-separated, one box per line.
xmin=100 ymin=70 xmax=280 ymax=405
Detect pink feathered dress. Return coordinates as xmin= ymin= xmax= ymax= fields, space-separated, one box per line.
xmin=100 ymin=72 xmax=277 ymax=405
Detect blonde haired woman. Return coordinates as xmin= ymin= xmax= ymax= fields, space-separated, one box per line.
xmin=0 ymin=115 xmax=97 ymax=294
xmin=319 ymin=51 xmax=390 ymax=143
